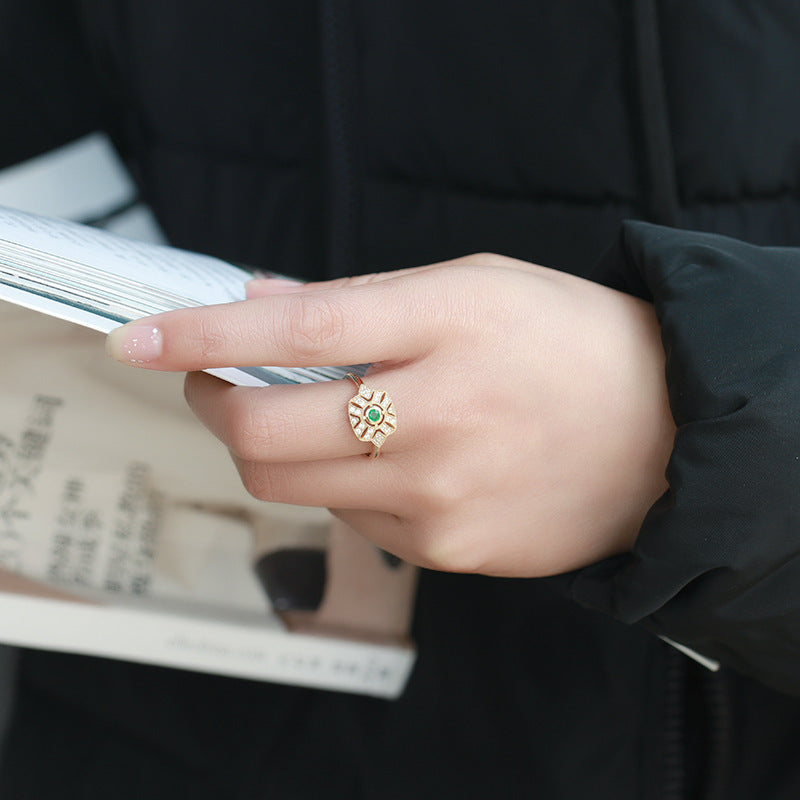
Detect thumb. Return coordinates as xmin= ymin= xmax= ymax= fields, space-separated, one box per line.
xmin=245 ymin=277 xmax=306 ymax=299
xmin=246 ymin=262 xmax=447 ymax=300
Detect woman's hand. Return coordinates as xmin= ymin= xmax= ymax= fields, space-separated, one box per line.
xmin=106 ymin=255 xmax=675 ymax=577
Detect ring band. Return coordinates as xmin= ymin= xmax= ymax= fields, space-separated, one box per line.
xmin=345 ymin=373 xmax=397 ymax=458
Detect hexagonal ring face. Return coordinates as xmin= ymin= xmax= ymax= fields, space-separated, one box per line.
xmin=348 ymin=383 xmax=397 ymax=451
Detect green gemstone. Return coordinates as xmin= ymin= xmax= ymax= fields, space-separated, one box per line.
xmin=366 ymin=407 xmax=382 ymax=423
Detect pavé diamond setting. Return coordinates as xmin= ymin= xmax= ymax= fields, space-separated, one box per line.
xmin=345 ymin=373 xmax=397 ymax=458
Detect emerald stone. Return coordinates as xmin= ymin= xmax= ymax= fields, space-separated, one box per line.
xmin=366 ymin=407 xmax=382 ymax=423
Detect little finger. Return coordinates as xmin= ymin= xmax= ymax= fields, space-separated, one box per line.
xmin=232 ymin=455 xmax=408 ymax=512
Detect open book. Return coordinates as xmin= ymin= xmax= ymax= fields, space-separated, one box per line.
xmin=0 ymin=203 xmax=366 ymax=387
xmin=0 ymin=192 xmax=413 ymax=698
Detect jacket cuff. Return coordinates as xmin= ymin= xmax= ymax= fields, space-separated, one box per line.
xmin=562 ymin=221 xmax=800 ymax=694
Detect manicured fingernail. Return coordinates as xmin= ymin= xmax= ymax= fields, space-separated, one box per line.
xmin=106 ymin=324 xmax=163 ymax=364
xmin=245 ymin=278 xmax=305 ymax=299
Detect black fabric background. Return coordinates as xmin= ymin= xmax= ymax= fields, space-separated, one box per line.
xmin=1 ymin=2 xmax=800 ymax=798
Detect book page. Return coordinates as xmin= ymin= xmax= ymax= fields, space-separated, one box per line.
xmin=0 ymin=206 xmax=366 ymax=386
xmin=0 ymin=204 xmax=250 ymax=320
xmin=0 ymin=132 xmax=136 ymax=222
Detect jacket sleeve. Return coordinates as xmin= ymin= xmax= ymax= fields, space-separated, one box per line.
xmin=0 ymin=0 xmax=104 ymax=168
xmin=558 ymin=220 xmax=800 ymax=696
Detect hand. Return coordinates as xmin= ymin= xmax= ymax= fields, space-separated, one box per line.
xmin=106 ymin=255 xmax=675 ymax=577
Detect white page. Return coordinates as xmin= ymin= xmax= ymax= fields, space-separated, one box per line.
xmin=0 ymin=133 xmax=135 ymax=222
xmin=0 ymin=131 xmax=167 ymax=245
xmin=0 ymin=204 xmax=250 ymax=307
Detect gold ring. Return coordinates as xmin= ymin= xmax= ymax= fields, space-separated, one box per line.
xmin=345 ymin=373 xmax=397 ymax=458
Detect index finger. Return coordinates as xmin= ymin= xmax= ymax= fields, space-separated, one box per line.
xmin=105 ymin=274 xmax=437 ymax=372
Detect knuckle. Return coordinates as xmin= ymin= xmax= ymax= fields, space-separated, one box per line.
xmin=235 ymin=460 xmax=263 ymax=499
xmin=237 ymin=460 xmax=284 ymax=502
xmin=279 ymin=294 xmax=352 ymax=361
xmin=456 ymin=252 xmax=512 ymax=268
xmin=226 ymin=403 xmax=261 ymax=461
xmin=191 ymin=314 xmax=230 ymax=363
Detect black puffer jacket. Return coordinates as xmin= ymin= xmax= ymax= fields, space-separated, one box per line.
xmin=2 ymin=2 xmax=800 ymax=798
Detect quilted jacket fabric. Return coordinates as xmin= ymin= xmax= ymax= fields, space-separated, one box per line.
xmin=1 ymin=2 xmax=800 ymax=798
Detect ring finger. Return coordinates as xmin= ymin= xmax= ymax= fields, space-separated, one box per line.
xmin=184 ymin=370 xmax=404 ymax=462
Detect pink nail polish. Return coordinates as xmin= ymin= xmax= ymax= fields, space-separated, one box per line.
xmin=106 ymin=324 xmax=163 ymax=364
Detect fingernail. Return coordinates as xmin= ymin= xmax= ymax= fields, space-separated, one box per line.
xmin=106 ymin=324 xmax=163 ymax=364
xmin=245 ymin=278 xmax=305 ymax=299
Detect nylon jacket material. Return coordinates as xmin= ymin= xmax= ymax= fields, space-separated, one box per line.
xmin=1 ymin=2 xmax=800 ymax=799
